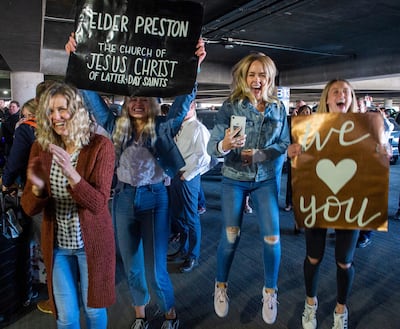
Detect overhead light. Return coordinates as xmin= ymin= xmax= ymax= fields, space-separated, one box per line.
xmin=225 ymin=44 xmax=234 ymax=49
xmin=2 ymin=90 xmax=8 ymax=95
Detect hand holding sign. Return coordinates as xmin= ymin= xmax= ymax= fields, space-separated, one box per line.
xmin=291 ymin=112 xmax=389 ymax=230
xmin=65 ymin=0 xmax=204 ymax=97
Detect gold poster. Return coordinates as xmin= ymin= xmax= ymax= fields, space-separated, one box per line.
xmin=291 ymin=112 xmax=389 ymax=231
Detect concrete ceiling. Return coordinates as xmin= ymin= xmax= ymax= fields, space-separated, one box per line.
xmin=1 ymin=0 xmax=400 ymax=107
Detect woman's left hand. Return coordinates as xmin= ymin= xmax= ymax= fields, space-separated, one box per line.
xmin=241 ymin=149 xmax=254 ymax=166
xmin=195 ymin=38 xmax=207 ymax=66
xmin=287 ymin=143 xmax=303 ymax=158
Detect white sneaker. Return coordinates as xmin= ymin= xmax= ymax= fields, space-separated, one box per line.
xmin=302 ymin=300 xmax=318 ymax=329
xmin=214 ymin=282 xmax=229 ymax=317
xmin=161 ymin=318 xmax=179 ymax=329
xmin=332 ymin=307 xmax=348 ymax=329
xmin=131 ymin=319 xmax=149 ymax=329
xmin=262 ymin=288 xmax=278 ymax=324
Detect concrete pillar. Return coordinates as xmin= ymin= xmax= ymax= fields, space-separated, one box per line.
xmin=10 ymin=71 xmax=44 ymax=105
xmin=384 ymin=99 xmax=393 ymax=109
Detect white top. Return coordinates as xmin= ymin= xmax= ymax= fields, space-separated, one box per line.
xmin=175 ymin=116 xmax=211 ymax=181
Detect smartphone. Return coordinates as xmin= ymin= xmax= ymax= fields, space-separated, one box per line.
xmin=230 ymin=115 xmax=246 ymax=137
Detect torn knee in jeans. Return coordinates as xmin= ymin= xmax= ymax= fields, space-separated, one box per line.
xmin=226 ymin=226 xmax=240 ymax=243
xmin=337 ymin=261 xmax=352 ymax=270
xmin=307 ymin=255 xmax=320 ymax=265
xmin=263 ymin=235 xmax=279 ymax=245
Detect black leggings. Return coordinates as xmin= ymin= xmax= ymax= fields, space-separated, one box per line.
xmin=303 ymin=228 xmax=359 ymax=305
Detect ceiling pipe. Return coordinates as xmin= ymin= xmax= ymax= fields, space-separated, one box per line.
xmin=201 ymin=0 xmax=353 ymax=57
xmin=202 ymin=0 xmax=310 ymax=38
xmin=44 ymin=15 xmax=74 ymax=23
xmin=213 ymin=37 xmax=351 ymax=57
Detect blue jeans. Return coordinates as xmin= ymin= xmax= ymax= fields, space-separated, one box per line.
xmin=113 ymin=182 xmax=175 ymax=312
xmin=216 ymin=177 xmax=281 ymax=289
xmin=169 ymin=174 xmax=201 ymax=260
xmin=52 ymin=247 xmax=107 ymax=329
xmin=198 ymin=183 xmax=206 ymax=208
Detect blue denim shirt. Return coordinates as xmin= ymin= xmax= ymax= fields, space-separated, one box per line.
xmin=207 ymin=99 xmax=290 ymax=182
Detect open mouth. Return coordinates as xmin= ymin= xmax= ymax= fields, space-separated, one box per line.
xmin=334 ymin=101 xmax=347 ymax=112
xmin=251 ymin=86 xmax=262 ymax=95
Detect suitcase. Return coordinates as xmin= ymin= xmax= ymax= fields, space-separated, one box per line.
xmin=0 ymin=191 xmax=33 ymax=326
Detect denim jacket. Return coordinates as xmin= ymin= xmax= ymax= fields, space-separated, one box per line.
xmin=207 ymin=98 xmax=290 ymax=182
xmin=80 ymin=84 xmax=197 ymax=177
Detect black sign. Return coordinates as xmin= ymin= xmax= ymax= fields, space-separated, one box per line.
xmin=65 ymin=0 xmax=203 ymax=97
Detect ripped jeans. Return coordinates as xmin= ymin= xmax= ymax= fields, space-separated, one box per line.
xmin=216 ymin=177 xmax=281 ymax=290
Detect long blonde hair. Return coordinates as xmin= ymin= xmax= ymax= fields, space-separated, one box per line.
xmin=112 ymin=96 xmax=160 ymax=157
xmin=21 ymin=98 xmax=38 ymax=117
xmin=317 ymin=79 xmax=357 ymax=113
xmin=36 ymin=82 xmax=92 ymax=150
xmin=229 ymin=52 xmax=279 ymax=105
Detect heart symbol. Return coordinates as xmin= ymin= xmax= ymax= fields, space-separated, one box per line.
xmin=316 ymin=159 xmax=357 ymax=194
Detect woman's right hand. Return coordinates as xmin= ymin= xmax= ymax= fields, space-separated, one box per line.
xmin=221 ymin=127 xmax=246 ymax=152
xmin=65 ymin=32 xmax=77 ymax=55
xmin=27 ymin=156 xmax=46 ymax=193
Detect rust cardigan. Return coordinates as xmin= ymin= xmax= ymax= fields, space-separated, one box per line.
xmin=21 ymin=134 xmax=116 ymax=315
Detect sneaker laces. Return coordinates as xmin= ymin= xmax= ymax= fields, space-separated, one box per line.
xmin=332 ymin=311 xmax=348 ymax=329
xmin=262 ymin=292 xmax=278 ymax=310
xmin=214 ymin=285 xmax=229 ymax=303
xmin=131 ymin=319 xmax=148 ymax=329
xmin=161 ymin=318 xmax=179 ymax=329
xmin=303 ymin=303 xmax=317 ymax=322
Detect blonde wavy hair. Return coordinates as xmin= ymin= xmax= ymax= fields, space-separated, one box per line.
xmin=113 ymin=96 xmax=160 ymax=157
xmin=36 ymin=82 xmax=92 ymax=150
xmin=317 ymin=79 xmax=357 ymax=113
xmin=21 ymin=98 xmax=38 ymax=117
xmin=229 ymin=52 xmax=279 ymax=105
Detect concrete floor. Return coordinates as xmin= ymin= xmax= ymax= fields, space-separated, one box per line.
xmin=2 ymin=162 xmax=400 ymax=329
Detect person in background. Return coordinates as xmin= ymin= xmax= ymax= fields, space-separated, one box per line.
xmin=197 ymin=184 xmax=207 ymax=214
xmin=283 ymin=102 xmax=307 ymax=213
xmin=2 ymin=81 xmax=56 ymax=314
xmin=66 ymin=33 xmax=206 ymax=329
xmin=20 ymin=82 xmax=116 ymax=329
xmin=285 ymin=104 xmax=312 ymax=234
xmin=2 ymin=100 xmax=20 ymax=156
xmin=168 ymin=100 xmax=211 ymax=273
xmin=208 ymin=52 xmax=290 ymax=325
xmin=287 ymin=79 xmax=390 ymax=329
xmin=291 ymin=99 xmax=306 ymax=116
xmin=355 ymin=98 xmax=373 ymax=248
xmin=101 ymin=95 xmax=112 ymax=108
xmin=0 ymin=98 xmax=38 ymax=307
xmin=0 ymin=98 xmax=9 ymax=122
xmin=2 ymin=98 xmax=37 ymax=191
xmin=161 ymin=103 xmax=171 ymax=116
xmin=356 ymin=97 xmax=392 ymax=248
xmin=0 ymin=99 xmax=8 ymax=162
xmin=394 ymin=198 xmax=400 ymax=220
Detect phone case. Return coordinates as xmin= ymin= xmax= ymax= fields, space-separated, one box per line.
xmin=230 ymin=115 xmax=246 ymax=137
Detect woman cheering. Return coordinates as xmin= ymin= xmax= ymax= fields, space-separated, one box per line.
xmin=21 ymin=82 xmax=116 ymax=329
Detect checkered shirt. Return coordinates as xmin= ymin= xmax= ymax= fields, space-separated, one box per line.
xmin=50 ymin=150 xmax=83 ymax=249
